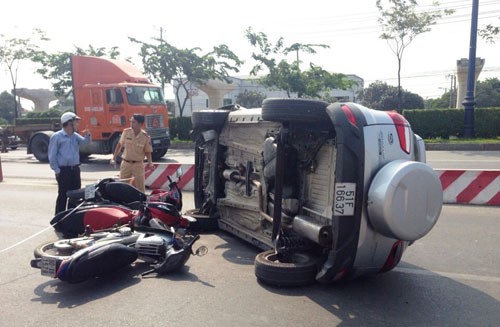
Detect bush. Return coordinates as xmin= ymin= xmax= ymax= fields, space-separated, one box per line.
xmin=403 ymin=107 xmax=500 ymax=139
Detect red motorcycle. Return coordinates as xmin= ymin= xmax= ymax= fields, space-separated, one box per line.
xmin=51 ymin=170 xmax=195 ymax=238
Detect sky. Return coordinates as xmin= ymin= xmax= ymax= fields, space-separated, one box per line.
xmin=1 ymin=0 xmax=499 ymax=109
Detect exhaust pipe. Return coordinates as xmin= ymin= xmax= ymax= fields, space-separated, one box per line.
xmin=292 ymin=215 xmax=332 ymax=247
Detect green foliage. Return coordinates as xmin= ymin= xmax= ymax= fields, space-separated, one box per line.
xmin=0 ymin=28 xmax=49 ymax=118
xmin=244 ymin=28 xmax=352 ymax=98
xmin=475 ymin=78 xmax=500 ymax=108
xmin=236 ymin=90 xmax=267 ymax=108
xmin=479 ymin=20 xmax=500 ymax=44
xmin=129 ymin=36 xmax=243 ymax=117
xmin=25 ymin=108 xmax=63 ymax=118
xmin=32 ymin=46 xmax=121 ymax=97
xmin=376 ymin=0 xmax=453 ymax=111
xmin=403 ymin=108 xmax=500 ymax=139
xmin=360 ymin=81 xmax=424 ymax=110
xmin=0 ymin=91 xmax=16 ymax=123
xmin=0 ymin=117 xmax=9 ymax=126
xmin=169 ymin=116 xmax=192 ymax=140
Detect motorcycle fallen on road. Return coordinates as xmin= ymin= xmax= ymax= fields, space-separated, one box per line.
xmin=30 ymin=217 xmax=208 ymax=283
xmin=51 ymin=169 xmax=195 ymax=238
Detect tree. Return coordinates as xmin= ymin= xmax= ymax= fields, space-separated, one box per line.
xmin=245 ymin=28 xmax=353 ymax=98
xmin=475 ymin=78 xmax=500 ymax=107
xmin=479 ymin=18 xmax=499 ymax=43
xmin=376 ymin=0 xmax=453 ymax=112
xmin=236 ymin=90 xmax=267 ymax=108
xmin=0 ymin=91 xmax=16 ymax=123
xmin=32 ymin=45 xmax=121 ymax=97
xmin=0 ymin=29 xmax=49 ymax=118
xmin=359 ymin=81 xmax=424 ymax=110
xmin=130 ymin=36 xmax=243 ymax=117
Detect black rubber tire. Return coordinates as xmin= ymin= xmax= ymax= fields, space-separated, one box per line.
xmin=261 ymin=98 xmax=330 ymax=125
xmin=254 ymin=250 xmax=318 ymax=287
xmin=152 ymin=148 xmax=168 ymax=161
xmin=191 ymin=110 xmax=230 ymax=131
xmin=10 ymin=146 xmax=18 ymax=150
xmin=111 ymin=136 xmax=123 ymax=164
xmin=30 ymin=133 xmax=50 ymax=162
xmin=79 ymin=153 xmax=90 ymax=162
xmin=185 ymin=208 xmax=219 ymax=232
xmin=34 ymin=240 xmax=77 ymax=259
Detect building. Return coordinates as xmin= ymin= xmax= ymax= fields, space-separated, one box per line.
xmin=172 ymin=74 xmax=364 ymax=117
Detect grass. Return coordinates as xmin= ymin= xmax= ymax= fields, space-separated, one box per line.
xmin=424 ymin=137 xmax=500 ymax=144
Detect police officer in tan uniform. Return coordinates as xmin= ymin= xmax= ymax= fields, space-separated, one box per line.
xmin=110 ymin=114 xmax=155 ymax=192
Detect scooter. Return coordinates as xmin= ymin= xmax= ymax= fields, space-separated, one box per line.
xmin=30 ymin=217 xmax=208 ymax=283
xmin=51 ymin=172 xmax=194 ymax=238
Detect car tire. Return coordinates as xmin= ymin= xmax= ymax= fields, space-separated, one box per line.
xmin=254 ymin=250 xmax=318 ymax=287
xmin=191 ymin=110 xmax=230 ymax=131
xmin=10 ymin=146 xmax=18 ymax=150
xmin=261 ymin=98 xmax=331 ymax=126
xmin=185 ymin=208 xmax=219 ymax=232
xmin=152 ymin=148 xmax=168 ymax=161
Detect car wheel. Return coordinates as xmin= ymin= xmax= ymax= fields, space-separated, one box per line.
xmin=185 ymin=208 xmax=219 ymax=232
xmin=10 ymin=146 xmax=18 ymax=150
xmin=261 ymin=98 xmax=331 ymax=126
xmin=152 ymin=148 xmax=168 ymax=161
xmin=191 ymin=110 xmax=230 ymax=131
xmin=254 ymin=250 xmax=318 ymax=287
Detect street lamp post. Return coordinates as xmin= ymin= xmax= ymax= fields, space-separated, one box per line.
xmin=462 ymin=0 xmax=479 ymax=138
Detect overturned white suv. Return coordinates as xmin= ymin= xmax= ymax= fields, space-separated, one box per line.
xmin=191 ymin=98 xmax=442 ymax=286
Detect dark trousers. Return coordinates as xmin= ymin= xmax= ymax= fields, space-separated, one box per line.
xmin=55 ymin=166 xmax=81 ymax=214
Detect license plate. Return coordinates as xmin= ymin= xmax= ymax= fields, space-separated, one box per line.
xmin=84 ymin=184 xmax=96 ymax=200
xmin=334 ymin=183 xmax=356 ymax=216
xmin=153 ymin=139 xmax=161 ymax=144
xmin=40 ymin=256 xmax=57 ymax=277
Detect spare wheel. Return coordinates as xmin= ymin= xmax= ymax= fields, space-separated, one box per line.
xmin=367 ymin=160 xmax=443 ymax=241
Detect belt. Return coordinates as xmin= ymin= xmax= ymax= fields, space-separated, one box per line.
xmin=59 ymin=164 xmax=80 ymax=169
xmin=123 ymin=159 xmax=141 ymax=163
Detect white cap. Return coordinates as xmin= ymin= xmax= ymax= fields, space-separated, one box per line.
xmin=61 ymin=112 xmax=81 ymax=124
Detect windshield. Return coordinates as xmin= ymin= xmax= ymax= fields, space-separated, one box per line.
xmin=125 ymin=86 xmax=165 ymax=105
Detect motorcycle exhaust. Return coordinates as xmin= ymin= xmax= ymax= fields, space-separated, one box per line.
xmin=292 ymin=215 xmax=332 ymax=247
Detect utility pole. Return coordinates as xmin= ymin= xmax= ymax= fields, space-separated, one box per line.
xmin=462 ymin=0 xmax=479 ymax=138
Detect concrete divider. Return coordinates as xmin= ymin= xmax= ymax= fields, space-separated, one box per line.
xmin=145 ymin=163 xmax=195 ymax=191
xmin=435 ymin=169 xmax=500 ymax=206
xmin=145 ymin=164 xmax=500 ymax=206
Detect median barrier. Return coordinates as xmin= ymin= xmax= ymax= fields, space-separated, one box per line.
xmin=144 ymin=164 xmax=500 ymax=206
xmin=435 ymin=169 xmax=500 ymax=206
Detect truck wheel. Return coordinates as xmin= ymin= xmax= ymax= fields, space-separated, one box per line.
xmin=152 ymin=149 xmax=167 ymax=161
xmin=191 ymin=110 xmax=230 ymax=131
xmin=261 ymin=98 xmax=331 ymax=126
xmin=254 ymin=250 xmax=317 ymax=287
xmin=31 ymin=134 xmax=50 ymax=162
xmin=111 ymin=137 xmax=123 ymax=164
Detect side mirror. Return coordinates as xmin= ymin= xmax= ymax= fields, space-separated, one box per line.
xmin=194 ymin=245 xmax=208 ymax=257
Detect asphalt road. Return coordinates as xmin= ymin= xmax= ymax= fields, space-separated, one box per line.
xmin=0 ymin=149 xmax=499 ymax=326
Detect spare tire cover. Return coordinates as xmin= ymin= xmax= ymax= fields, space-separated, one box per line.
xmin=367 ymin=160 xmax=443 ymax=241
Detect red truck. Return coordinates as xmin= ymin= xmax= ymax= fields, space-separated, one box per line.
xmin=26 ymin=55 xmax=170 ymax=162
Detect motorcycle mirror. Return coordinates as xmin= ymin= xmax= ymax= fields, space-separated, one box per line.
xmin=175 ymin=167 xmax=183 ymax=178
xmin=194 ymin=245 xmax=208 ymax=257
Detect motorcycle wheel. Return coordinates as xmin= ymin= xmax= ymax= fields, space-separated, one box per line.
xmin=254 ymin=250 xmax=318 ymax=287
xmin=34 ymin=240 xmax=80 ymax=259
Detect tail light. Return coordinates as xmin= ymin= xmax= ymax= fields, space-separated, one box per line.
xmin=341 ymin=105 xmax=357 ymax=127
xmin=387 ymin=112 xmax=411 ymax=154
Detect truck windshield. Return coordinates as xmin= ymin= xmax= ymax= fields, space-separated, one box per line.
xmin=126 ymin=86 xmax=165 ymax=105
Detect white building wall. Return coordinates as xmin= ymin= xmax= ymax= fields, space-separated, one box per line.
xmin=172 ymin=75 xmax=364 ymax=117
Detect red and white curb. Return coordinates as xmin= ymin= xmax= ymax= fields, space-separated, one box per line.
xmin=145 ymin=164 xmax=195 ymax=191
xmin=435 ymin=169 xmax=500 ymax=206
xmin=145 ymin=165 xmax=500 ymax=206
